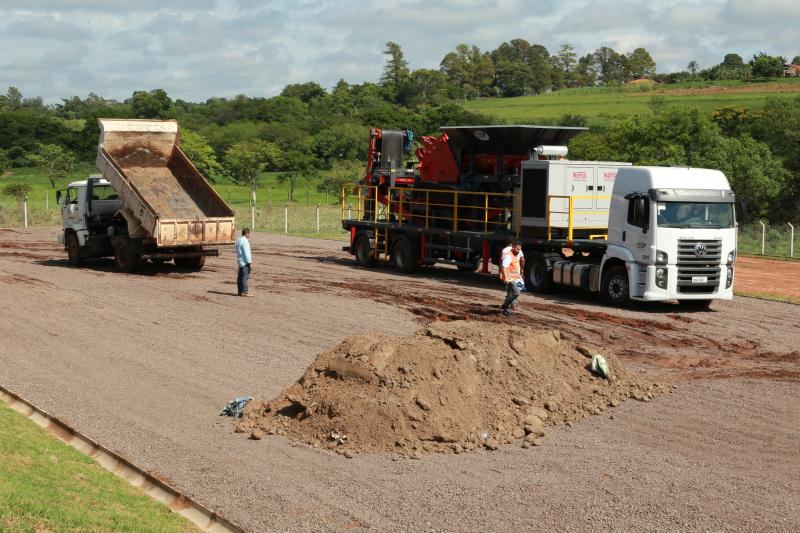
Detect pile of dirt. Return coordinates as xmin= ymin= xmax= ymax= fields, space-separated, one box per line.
xmin=237 ymin=321 xmax=668 ymax=456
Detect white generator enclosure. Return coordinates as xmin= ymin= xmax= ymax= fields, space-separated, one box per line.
xmin=517 ymin=160 xmax=631 ymax=238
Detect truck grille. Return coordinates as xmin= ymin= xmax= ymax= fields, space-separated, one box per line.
xmin=676 ymin=239 xmax=721 ymax=294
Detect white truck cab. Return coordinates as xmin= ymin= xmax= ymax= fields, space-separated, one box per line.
xmin=600 ymin=166 xmax=736 ymax=307
xmin=57 ymin=176 xmax=125 ymax=265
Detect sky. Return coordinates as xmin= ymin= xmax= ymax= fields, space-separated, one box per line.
xmin=0 ymin=0 xmax=797 ymax=104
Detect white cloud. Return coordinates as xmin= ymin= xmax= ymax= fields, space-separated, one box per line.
xmin=0 ymin=0 xmax=797 ymax=103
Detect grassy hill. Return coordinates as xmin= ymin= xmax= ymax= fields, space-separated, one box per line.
xmin=462 ymin=78 xmax=800 ymax=128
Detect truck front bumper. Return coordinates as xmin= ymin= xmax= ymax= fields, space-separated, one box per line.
xmin=633 ymin=264 xmax=734 ymax=301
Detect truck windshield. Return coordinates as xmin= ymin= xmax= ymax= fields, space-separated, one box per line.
xmin=656 ymin=202 xmax=734 ymax=228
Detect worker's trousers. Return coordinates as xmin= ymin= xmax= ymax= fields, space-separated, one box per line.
xmin=237 ymin=264 xmax=250 ymax=295
xmin=502 ymin=281 xmax=521 ymax=310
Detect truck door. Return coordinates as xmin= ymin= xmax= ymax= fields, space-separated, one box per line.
xmin=62 ymin=187 xmax=82 ymax=229
xmin=623 ymin=194 xmax=651 ymax=263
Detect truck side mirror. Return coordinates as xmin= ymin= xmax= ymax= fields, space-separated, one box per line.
xmin=628 ymin=196 xmax=650 ymax=230
xmin=638 ymin=198 xmax=650 ymax=232
xmin=56 ymin=190 xmax=62 ymax=204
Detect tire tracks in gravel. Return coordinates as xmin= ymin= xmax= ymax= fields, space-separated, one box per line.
xmin=262 ymin=272 xmax=799 ymax=382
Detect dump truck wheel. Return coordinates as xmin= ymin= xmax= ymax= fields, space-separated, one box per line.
xmin=601 ymin=265 xmax=630 ymax=307
xmin=175 ymin=255 xmax=205 ymax=271
xmin=679 ymin=299 xmax=713 ymax=310
xmin=393 ymin=236 xmax=419 ymax=274
xmin=353 ymin=234 xmax=375 ymax=268
xmin=524 ymin=253 xmax=554 ymax=293
xmin=65 ymin=232 xmax=83 ymax=267
xmin=115 ymin=241 xmax=140 ymax=273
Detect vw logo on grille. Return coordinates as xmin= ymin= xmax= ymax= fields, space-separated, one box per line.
xmin=694 ymin=243 xmax=707 ymax=257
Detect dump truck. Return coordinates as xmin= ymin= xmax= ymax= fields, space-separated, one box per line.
xmin=57 ymin=119 xmax=235 ymax=272
xmin=342 ymin=125 xmax=737 ymax=308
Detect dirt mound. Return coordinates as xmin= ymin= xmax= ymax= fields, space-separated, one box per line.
xmin=237 ymin=321 xmax=668 ymax=456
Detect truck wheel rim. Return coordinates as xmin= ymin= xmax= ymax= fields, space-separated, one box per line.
xmin=396 ymin=246 xmax=407 ymax=267
xmin=609 ymin=276 xmax=628 ymax=301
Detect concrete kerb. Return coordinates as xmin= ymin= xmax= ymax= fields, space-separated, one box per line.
xmin=0 ymin=383 xmax=244 ymax=533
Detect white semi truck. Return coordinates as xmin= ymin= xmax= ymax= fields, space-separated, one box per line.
xmin=57 ymin=119 xmax=236 ymax=272
xmin=343 ymin=126 xmax=736 ymax=308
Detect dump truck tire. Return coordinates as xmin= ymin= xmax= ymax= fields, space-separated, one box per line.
xmin=65 ymin=232 xmax=83 ymax=267
xmin=175 ymin=255 xmax=205 ymax=272
xmin=115 ymin=241 xmax=140 ymax=273
xmin=392 ymin=236 xmax=419 ymax=274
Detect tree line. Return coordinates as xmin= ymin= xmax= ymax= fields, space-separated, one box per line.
xmin=0 ymin=39 xmax=798 ymax=221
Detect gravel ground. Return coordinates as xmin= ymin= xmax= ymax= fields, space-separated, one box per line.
xmin=0 ymin=227 xmax=798 ymax=532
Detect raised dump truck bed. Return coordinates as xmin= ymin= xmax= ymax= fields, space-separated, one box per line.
xmin=95 ymin=118 xmax=235 ymax=247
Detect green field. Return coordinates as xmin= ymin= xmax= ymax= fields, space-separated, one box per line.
xmin=0 ymin=402 xmax=195 ymax=532
xmin=462 ymin=78 xmax=800 ymax=128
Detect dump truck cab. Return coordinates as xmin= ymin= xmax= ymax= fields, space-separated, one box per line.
xmin=58 ymin=176 xmax=127 ymax=265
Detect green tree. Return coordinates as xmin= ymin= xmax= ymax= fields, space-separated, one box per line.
xmin=281 ymin=82 xmax=326 ymax=103
xmin=223 ymin=139 xmax=281 ymax=206
xmin=401 ymin=69 xmax=449 ymax=108
xmin=27 ymin=143 xmax=76 ymax=188
xmin=330 ymin=79 xmax=355 ymax=117
xmin=687 ymin=60 xmax=699 ymax=80
xmin=380 ymin=41 xmax=410 ymax=103
xmin=557 ymin=44 xmax=578 ymax=87
xmin=627 ymin=47 xmax=656 ymax=79
xmin=594 ymin=47 xmax=626 ymax=84
xmin=792 ymin=55 xmax=800 ymax=65
xmin=317 ymin=159 xmax=363 ymax=204
xmin=746 ymin=96 xmax=800 ymax=218
xmin=312 ymin=123 xmax=367 ymax=165
xmin=0 ymin=148 xmax=9 ymax=171
xmin=722 ymin=53 xmax=744 ymax=68
xmin=493 ymin=60 xmax=534 ymax=97
xmin=750 ymin=53 xmax=785 ymax=78
xmin=276 ymin=149 xmax=315 ymax=202
xmin=180 ymin=129 xmax=227 ymax=182
xmin=5 ymin=87 xmax=23 ymax=110
xmin=575 ymin=53 xmax=598 ymax=86
xmin=711 ymin=105 xmax=752 ymax=135
xmin=441 ymin=44 xmax=495 ymax=99
xmin=596 ymin=107 xmax=788 ymax=219
xmin=130 ymin=89 xmax=174 ymax=118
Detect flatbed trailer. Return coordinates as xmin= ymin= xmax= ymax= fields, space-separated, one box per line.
xmin=341 ymin=183 xmax=610 ymax=294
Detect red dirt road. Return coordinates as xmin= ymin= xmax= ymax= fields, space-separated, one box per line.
xmin=0 ymin=228 xmax=798 ymax=532
xmin=735 ymin=255 xmax=800 ymax=300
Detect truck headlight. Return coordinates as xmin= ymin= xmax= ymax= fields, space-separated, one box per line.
xmin=656 ymin=250 xmax=668 ymax=265
xmin=726 ymin=266 xmax=733 ymax=288
xmin=655 ymin=267 xmax=667 ymax=289
xmin=727 ymin=251 xmax=735 ymax=265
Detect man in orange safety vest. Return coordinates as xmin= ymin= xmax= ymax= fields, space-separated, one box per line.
xmin=500 ymin=240 xmax=524 ymax=317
